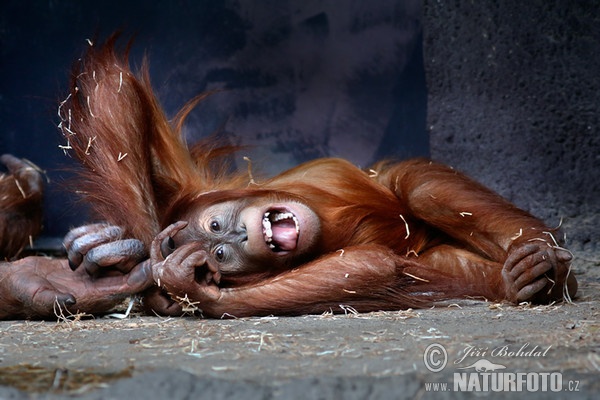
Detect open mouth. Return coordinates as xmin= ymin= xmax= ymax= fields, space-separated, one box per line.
xmin=262 ymin=209 xmax=300 ymax=252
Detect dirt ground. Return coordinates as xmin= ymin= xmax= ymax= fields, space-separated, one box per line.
xmin=0 ymin=254 xmax=598 ymax=399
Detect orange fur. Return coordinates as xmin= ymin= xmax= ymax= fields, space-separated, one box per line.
xmin=59 ymin=37 xmax=575 ymax=316
xmin=59 ymin=35 xmax=245 ymax=245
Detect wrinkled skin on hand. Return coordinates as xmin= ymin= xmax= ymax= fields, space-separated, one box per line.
xmin=0 ymin=256 xmax=153 ymax=320
xmin=150 ymin=222 xmax=222 ymax=316
xmin=64 ymin=224 xmax=147 ymax=276
xmin=64 ymin=223 xmax=182 ymax=317
xmin=0 ymin=224 xmax=154 ymax=320
xmin=502 ymin=238 xmax=577 ymax=304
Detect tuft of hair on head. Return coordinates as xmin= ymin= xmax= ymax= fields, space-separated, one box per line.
xmin=57 ymin=34 xmax=243 ymax=245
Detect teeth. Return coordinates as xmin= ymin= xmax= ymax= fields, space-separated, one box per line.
xmin=262 ymin=212 xmax=273 ymax=243
xmin=272 ymin=212 xmax=293 ymax=221
xmin=262 ymin=210 xmax=300 ymax=246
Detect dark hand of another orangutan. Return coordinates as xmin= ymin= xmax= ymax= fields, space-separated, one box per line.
xmin=0 ymin=154 xmax=43 ymax=258
xmin=149 ymin=222 xmax=222 ymax=316
xmin=0 ymin=223 xmax=154 ymax=319
xmin=0 ymin=154 xmax=43 ymax=194
xmin=502 ymin=237 xmax=577 ymax=304
xmin=63 ymin=223 xmax=183 ymax=316
xmin=64 ymin=223 xmax=148 ymax=275
xmin=0 ymin=255 xmax=154 ymax=320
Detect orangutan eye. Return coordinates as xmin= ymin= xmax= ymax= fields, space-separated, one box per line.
xmin=215 ymin=245 xmax=225 ymax=261
xmin=210 ymin=220 xmax=221 ymax=232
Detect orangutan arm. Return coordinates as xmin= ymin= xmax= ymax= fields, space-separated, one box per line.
xmin=375 ymin=158 xmax=577 ymax=303
xmin=149 ymin=222 xmax=434 ymax=317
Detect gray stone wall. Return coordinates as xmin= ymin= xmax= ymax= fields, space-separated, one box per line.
xmin=423 ymin=0 xmax=600 ymax=254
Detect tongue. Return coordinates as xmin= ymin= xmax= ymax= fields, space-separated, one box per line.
xmin=271 ymin=220 xmax=298 ymax=251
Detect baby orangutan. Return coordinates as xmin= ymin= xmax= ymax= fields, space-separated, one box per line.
xmin=0 ymin=37 xmax=577 ymax=319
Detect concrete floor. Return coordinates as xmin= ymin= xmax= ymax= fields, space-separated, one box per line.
xmin=0 ymin=255 xmax=598 ymax=399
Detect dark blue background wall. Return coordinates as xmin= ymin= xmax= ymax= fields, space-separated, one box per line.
xmin=0 ymin=0 xmax=427 ymax=241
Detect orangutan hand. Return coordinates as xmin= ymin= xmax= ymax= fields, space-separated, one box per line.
xmin=0 ymin=255 xmax=153 ymax=320
xmin=502 ymin=240 xmax=577 ymax=304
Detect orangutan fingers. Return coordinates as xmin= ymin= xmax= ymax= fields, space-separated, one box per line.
xmin=512 ymin=259 xmax=553 ymax=290
xmin=83 ymin=238 xmax=147 ymax=275
xmin=27 ymin=287 xmax=76 ymax=318
xmin=65 ymin=224 xmax=123 ymax=270
xmin=516 ymin=277 xmax=550 ymax=302
xmin=508 ymin=250 xmax=554 ymax=283
xmin=150 ymin=221 xmax=188 ymax=262
xmin=0 ymin=154 xmax=43 ymax=193
xmin=504 ymin=243 xmax=541 ymax=274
